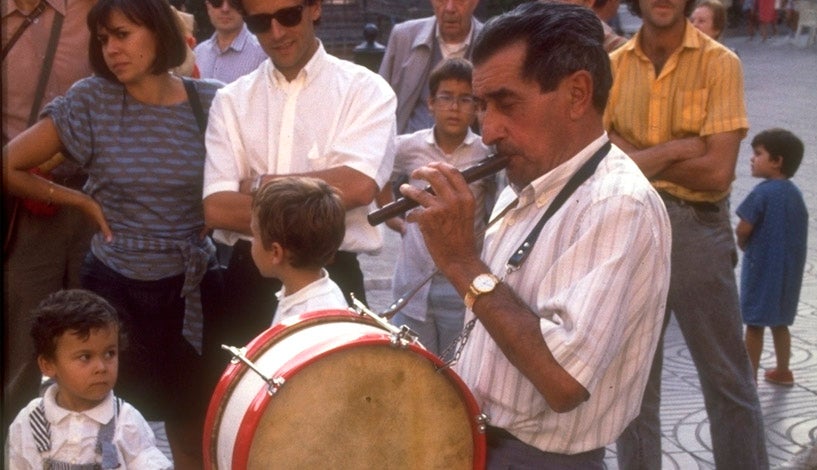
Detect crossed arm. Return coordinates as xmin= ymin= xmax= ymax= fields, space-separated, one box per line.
xmin=609 ymin=129 xmax=744 ymax=193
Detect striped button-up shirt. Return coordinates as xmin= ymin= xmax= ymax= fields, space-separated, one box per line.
xmin=454 ymin=135 xmax=672 ymax=454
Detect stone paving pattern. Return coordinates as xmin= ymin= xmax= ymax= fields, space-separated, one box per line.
xmin=154 ymin=28 xmax=817 ymax=469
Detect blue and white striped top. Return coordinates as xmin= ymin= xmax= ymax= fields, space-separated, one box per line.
xmin=43 ymin=76 xmax=223 ymax=282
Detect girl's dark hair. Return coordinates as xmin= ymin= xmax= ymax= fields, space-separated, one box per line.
xmin=31 ymin=289 xmax=124 ymax=361
xmin=87 ymin=0 xmax=188 ymax=82
xmin=751 ymin=128 xmax=805 ymax=178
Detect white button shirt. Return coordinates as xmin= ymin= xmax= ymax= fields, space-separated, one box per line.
xmin=454 ymin=135 xmax=672 ymax=454
xmin=203 ymin=42 xmax=397 ymax=253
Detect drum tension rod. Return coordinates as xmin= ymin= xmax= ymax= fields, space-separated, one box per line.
xmin=351 ymin=295 xmax=418 ymax=348
xmin=221 ymin=344 xmax=286 ymax=396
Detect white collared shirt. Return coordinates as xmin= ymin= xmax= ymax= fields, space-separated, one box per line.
xmin=6 ymin=385 xmax=171 ymax=469
xmin=272 ymin=268 xmax=348 ymax=326
xmin=454 ymin=135 xmax=672 ymax=454
xmin=203 ymin=42 xmax=397 ymax=253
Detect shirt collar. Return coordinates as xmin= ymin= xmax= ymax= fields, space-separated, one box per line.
xmin=424 ymin=127 xmax=480 ymax=149
xmin=434 ymin=18 xmax=475 ymax=50
xmin=3 ymin=0 xmax=64 ymax=19
xmin=628 ymin=20 xmax=702 ymax=59
xmin=270 ymin=39 xmax=324 ymax=88
xmin=519 ymin=133 xmax=609 ymax=208
xmin=42 ymin=383 xmax=115 ymax=426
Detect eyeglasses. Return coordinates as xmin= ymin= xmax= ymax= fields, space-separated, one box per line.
xmin=433 ymin=94 xmax=477 ymax=110
xmin=206 ymin=0 xmax=240 ymax=9
xmin=245 ymin=5 xmax=305 ymax=34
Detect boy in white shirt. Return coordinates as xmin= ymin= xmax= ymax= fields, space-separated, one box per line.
xmin=6 ymin=289 xmax=171 ymax=469
xmin=250 ymin=177 xmax=348 ymax=327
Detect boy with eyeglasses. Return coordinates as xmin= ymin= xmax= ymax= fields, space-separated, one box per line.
xmin=378 ymin=57 xmax=496 ymax=359
xmin=202 ymin=0 xmax=396 ymax=355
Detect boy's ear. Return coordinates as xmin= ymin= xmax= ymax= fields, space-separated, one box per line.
xmin=771 ymin=155 xmax=784 ymax=169
xmin=269 ymin=241 xmax=286 ymax=265
xmin=38 ymin=355 xmax=56 ymax=378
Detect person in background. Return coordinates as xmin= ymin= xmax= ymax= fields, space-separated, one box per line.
xmin=202 ymin=0 xmax=395 ymax=353
xmin=401 ymin=3 xmax=671 ymax=466
xmin=3 ymin=0 xmax=225 ymax=467
xmin=195 ymin=0 xmax=267 ymax=83
xmin=381 ymin=57 xmax=495 ymax=359
xmin=250 ymin=176 xmax=347 ymax=326
xmin=736 ymin=128 xmax=808 ymax=386
xmin=605 ymin=0 xmax=769 ymax=466
xmin=540 ymin=0 xmax=628 ymax=51
xmin=378 ymin=0 xmax=482 ymax=135
xmin=2 ymin=0 xmax=98 ymax=443
xmin=6 ymin=289 xmax=172 ymax=470
xmin=691 ymin=0 xmax=727 ymax=40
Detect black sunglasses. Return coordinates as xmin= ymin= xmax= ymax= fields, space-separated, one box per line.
xmin=245 ymin=5 xmax=305 ymax=34
xmin=206 ymin=0 xmax=240 ymax=9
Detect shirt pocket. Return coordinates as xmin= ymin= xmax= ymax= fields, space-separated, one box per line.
xmin=672 ymin=88 xmax=709 ymax=136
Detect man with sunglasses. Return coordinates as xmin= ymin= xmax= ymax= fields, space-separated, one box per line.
xmin=202 ymin=0 xmax=397 ymax=353
xmin=379 ymin=0 xmax=482 ymax=135
xmin=195 ymin=0 xmax=267 ymax=83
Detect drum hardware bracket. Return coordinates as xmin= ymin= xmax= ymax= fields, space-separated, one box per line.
xmin=477 ymin=413 xmax=490 ymax=434
xmin=221 ymin=344 xmax=286 ymax=396
xmin=351 ymin=295 xmax=418 ymax=348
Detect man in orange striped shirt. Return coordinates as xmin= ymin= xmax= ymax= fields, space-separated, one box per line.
xmin=604 ymin=0 xmax=768 ymax=468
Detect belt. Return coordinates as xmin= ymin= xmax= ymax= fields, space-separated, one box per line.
xmin=658 ymin=191 xmax=719 ymax=213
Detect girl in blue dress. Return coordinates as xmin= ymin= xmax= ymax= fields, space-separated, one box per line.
xmin=736 ymin=128 xmax=808 ymax=386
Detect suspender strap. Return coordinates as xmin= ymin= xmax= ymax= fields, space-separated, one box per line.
xmin=1 ymin=0 xmax=47 ymax=60
xmin=29 ymin=400 xmax=51 ymax=453
xmin=182 ymin=77 xmax=208 ymax=136
xmin=506 ymin=141 xmax=611 ymax=270
xmin=27 ymin=6 xmax=64 ymax=126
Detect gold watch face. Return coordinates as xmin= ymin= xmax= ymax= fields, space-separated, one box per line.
xmin=473 ymin=274 xmax=498 ymax=293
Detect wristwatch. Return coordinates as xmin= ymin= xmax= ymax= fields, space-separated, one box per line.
xmin=464 ymin=273 xmax=500 ymax=310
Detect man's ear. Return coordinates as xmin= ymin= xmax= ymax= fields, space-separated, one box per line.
xmin=38 ymin=355 xmax=56 ymax=378
xmin=565 ymin=70 xmax=593 ymax=120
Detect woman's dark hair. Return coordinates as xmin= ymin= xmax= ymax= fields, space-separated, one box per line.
xmin=751 ymin=128 xmax=805 ymax=178
xmin=87 ymin=0 xmax=188 ymax=82
xmin=30 ymin=289 xmax=124 ymax=361
xmin=473 ymin=1 xmax=612 ymax=113
xmin=625 ymin=0 xmax=697 ymax=19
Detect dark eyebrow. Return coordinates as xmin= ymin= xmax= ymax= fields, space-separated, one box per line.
xmin=479 ymin=87 xmax=519 ymax=102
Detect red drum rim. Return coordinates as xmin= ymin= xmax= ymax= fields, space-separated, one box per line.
xmin=203 ymin=309 xmax=486 ymax=469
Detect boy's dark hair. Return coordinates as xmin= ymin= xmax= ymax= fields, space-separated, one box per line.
xmin=428 ymin=57 xmax=474 ymax=97
xmin=252 ymin=176 xmax=345 ymax=269
xmin=88 ymin=0 xmax=188 ymax=82
xmin=31 ymin=289 xmax=123 ymax=361
xmin=625 ymin=0 xmax=696 ymax=20
xmin=473 ymin=1 xmax=612 ymax=113
xmin=751 ymin=128 xmax=805 ymax=178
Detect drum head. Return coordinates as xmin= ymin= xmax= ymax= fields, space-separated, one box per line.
xmin=244 ymin=343 xmax=475 ymax=469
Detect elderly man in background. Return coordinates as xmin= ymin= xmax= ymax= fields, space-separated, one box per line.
xmin=379 ymin=0 xmax=482 ymax=135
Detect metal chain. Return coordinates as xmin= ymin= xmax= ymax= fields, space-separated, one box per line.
xmin=437 ymin=317 xmax=477 ymax=370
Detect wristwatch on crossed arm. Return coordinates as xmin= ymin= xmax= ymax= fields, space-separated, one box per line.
xmin=464 ymin=273 xmax=501 ymax=310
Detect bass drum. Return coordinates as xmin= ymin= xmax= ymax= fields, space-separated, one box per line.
xmin=204 ymin=309 xmax=486 ymax=469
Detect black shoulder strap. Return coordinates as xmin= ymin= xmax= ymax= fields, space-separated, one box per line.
xmin=182 ymin=77 xmax=207 ymax=136
xmin=506 ymin=141 xmax=612 ymax=270
xmin=1 ymin=0 xmax=47 ymax=61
